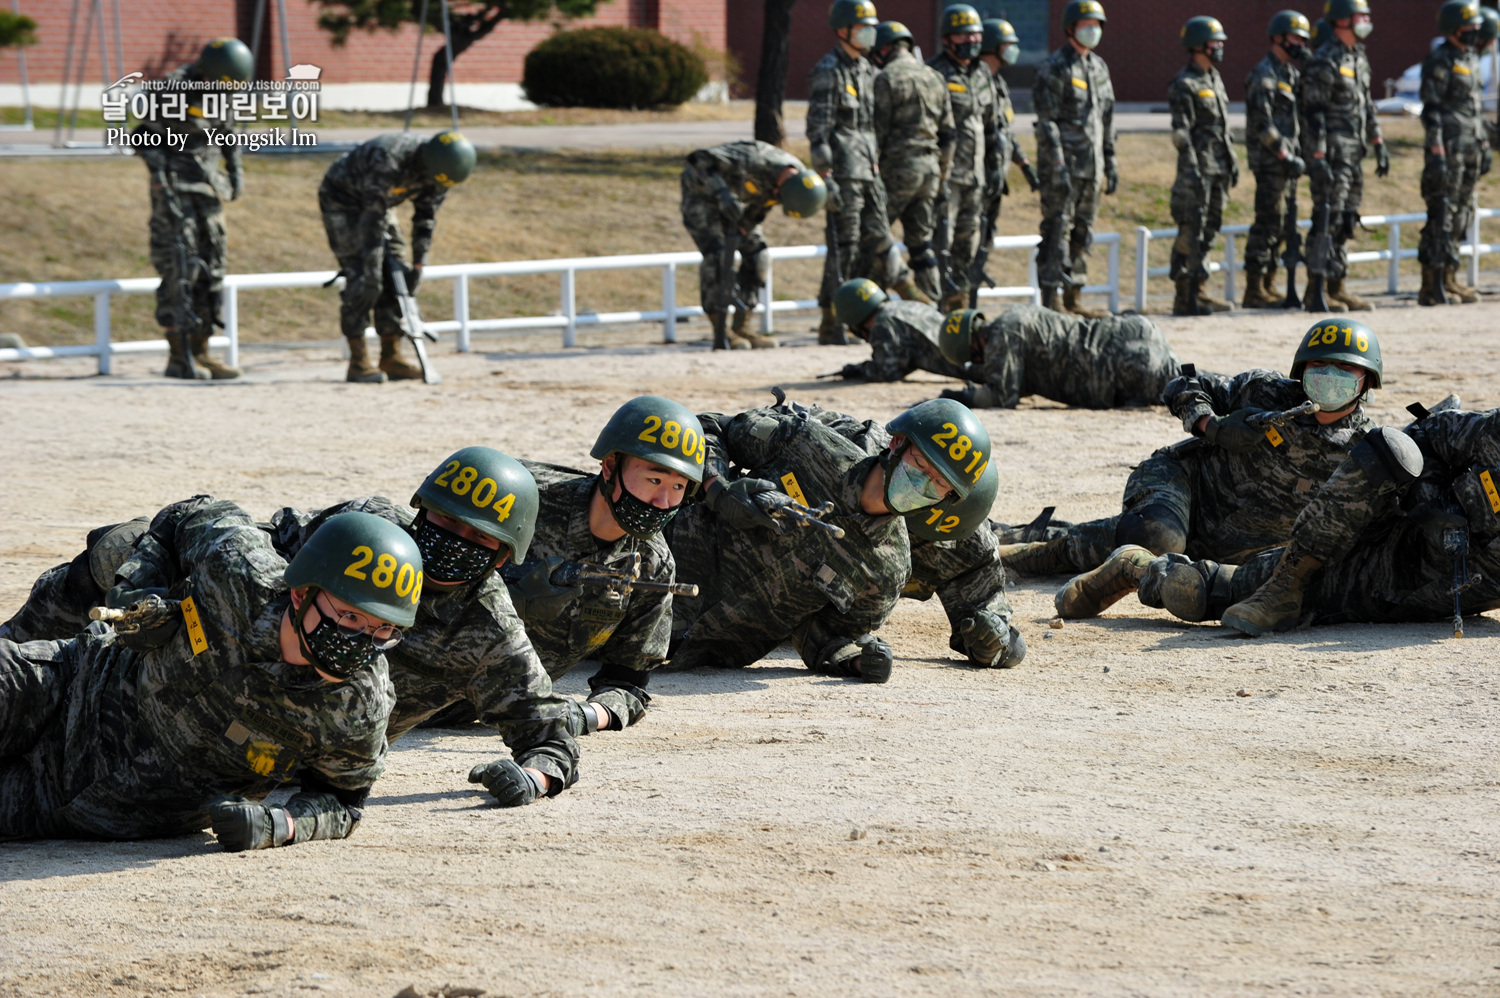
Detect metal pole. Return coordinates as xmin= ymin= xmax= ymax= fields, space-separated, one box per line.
xmin=249 ymin=0 xmax=267 ymax=73
xmin=661 ymin=264 xmax=677 ymax=343
xmin=439 ymin=0 xmax=458 ymax=129
xmin=1223 ymin=232 xmax=1236 ymax=304
xmin=54 ymin=0 xmax=83 ymax=147
xmin=1135 ymin=226 xmax=1149 ymax=312
xmin=561 ymin=269 xmax=576 ymax=347
xmin=66 ymin=0 xmax=100 ymax=144
xmin=276 ymin=0 xmax=293 ymax=78
xmin=109 ymin=0 xmax=123 ymax=92
xmin=12 ymin=0 xmax=34 ymax=129
xmin=222 ymin=285 xmax=239 ymax=369
xmin=94 ymin=291 xmax=111 ymax=375
xmin=1470 ymin=191 xmax=1481 ymax=288
xmin=1106 ymin=238 xmax=1119 ymax=314
xmin=1387 ymin=221 xmax=1399 ymax=293
xmin=1027 ymin=247 xmax=1040 ymax=305
xmin=404 ymin=0 xmax=430 ymax=131
xmin=454 ymin=273 xmax=470 ymax=351
xmin=761 ymin=257 xmax=774 ymax=335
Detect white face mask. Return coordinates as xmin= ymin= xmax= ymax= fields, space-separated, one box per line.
xmin=852 ymin=25 xmax=877 ymax=51
xmin=1001 ymin=43 xmax=1020 ymax=65
xmin=1352 ymin=20 xmax=1373 ymax=39
xmin=1302 ymin=365 xmax=1364 ymax=410
xmin=1075 ymin=25 xmax=1102 ymax=49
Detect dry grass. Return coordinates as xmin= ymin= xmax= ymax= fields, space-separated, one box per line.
xmin=5 ymin=116 xmax=1496 ymax=347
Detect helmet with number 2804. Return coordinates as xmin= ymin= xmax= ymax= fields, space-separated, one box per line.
xmin=413 ymin=446 xmax=539 ymax=563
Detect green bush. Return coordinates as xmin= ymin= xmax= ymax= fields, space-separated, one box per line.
xmin=522 ymin=27 xmax=709 ymax=109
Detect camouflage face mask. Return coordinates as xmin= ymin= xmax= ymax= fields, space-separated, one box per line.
xmin=293 ymin=592 xmax=395 ymax=679
xmin=414 ymin=515 xmax=499 ymax=584
xmin=600 ymin=471 xmax=678 ymax=539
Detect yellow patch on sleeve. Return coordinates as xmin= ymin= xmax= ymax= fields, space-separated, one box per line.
xmin=1197 ymin=88 xmax=1216 ymax=98
xmin=1277 ymin=81 xmax=1293 ymax=93
xmin=780 ymin=472 xmax=808 ymax=506
xmin=245 ymin=740 xmax=282 ymax=777
xmin=744 ymin=180 xmax=759 ymax=194
xmin=1004 ymin=107 xmax=1014 ymax=122
xmin=1264 ymin=426 xmax=1285 ymax=447
xmin=948 ymin=81 xmax=967 ymax=93
xmin=1339 ymin=65 xmax=1356 ymax=78
xmin=389 ymin=186 xmax=407 ymax=197
xmin=1071 ymin=77 xmax=1088 ymax=90
xmin=1454 ymin=64 xmax=1472 ymax=76
xmin=845 ymin=83 xmax=858 ymax=96
xmin=1481 ymin=469 xmax=1500 ymax=512
xmin=181 ymin=595 xmax=208 ymax=656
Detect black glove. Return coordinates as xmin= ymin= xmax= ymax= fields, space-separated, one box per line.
xmin=507 ymin=557 xmax=582 ymax=621
xmin=1285 ymin=154 xmax=1306 ymax=178
xmin=854 ymin=634 xmax=893 ymax=684
xmin=1375 ymin=142 xmax=1391 ymax=178
xmin=958 ymin=611 xmax=1024 ymax=667
xmin=1020 ymin=161 xmax=1040 ymax=192
xmin=1483 ymin=147 xmax=1493 ymax=177
xmin=837 ymin=363 xmax=869 ymax=381
xmin=1203 ymin=410 xmax=1269 ymax=453
xmin=716 ymin=184 xmax=743 ymax=224
xmin=1104 ymin=161 xmax=1119 ymax=195
xmin=823 ymin=175 xmax=842 ymax=212
xmin=468 ymin=758 xmax=543 ymax=807
xmin=103 ymin=585 xmax=181 ymax=651
xmin=403 ymin=263 xmax=422 ymax=294
xmin=209 ymin=797 xmax=291 ymax=851
xmin=705 ymin=477 xmax=790 ymax=532
xmin=1309 ymin=156 xmax=1332 ymax=186
xmin=228 ymin=169 xmax=244 ymax=202
xmin=1229 ymin=162 xmax=1240 ymax=189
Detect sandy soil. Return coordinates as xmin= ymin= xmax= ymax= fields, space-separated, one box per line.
xmin=1 ymin=301 xmax=1497 ymax=998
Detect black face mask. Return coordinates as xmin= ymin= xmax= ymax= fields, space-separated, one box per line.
xmin=414 ymin=515 xmax=500 ymax=584
xmin=1285 ymin=42 xmax=1309 ymax=63
xmin=950 ymin=39 xmax=982 ymax=61
xmin=1208 ymin=46 xmax=1224 ymax=63
xmin=600 ymin=471 xmax=678 ymax=539
xmin=293 ymin=593 xmax=386 ymax=680
xmin=1459 ymin=28 xmax=1480 ymax=48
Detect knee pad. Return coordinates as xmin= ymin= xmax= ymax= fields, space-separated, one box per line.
xmin=1116 ymin=504 xmax=1188 ymax=555
xmin=754 ymin=248 xmax=771 ymax=285
xmin=1350 ymin=426 xmax=1423 ymax=490
xmin=85 ymin=518 xmax=150 ymax=592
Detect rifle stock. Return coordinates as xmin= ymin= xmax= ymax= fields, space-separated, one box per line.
xmin=383 ymin=243 xmax=442 ymax=385
xmin=1279 ymin=180 xmax=1302 ymax=309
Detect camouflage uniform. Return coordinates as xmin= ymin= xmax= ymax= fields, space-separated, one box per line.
xmin=927 ymin=49 xmax=999 ymax=300
xmin=665 ymin=406 xmax=910 ymax=675
xmin=961 ymin=305 xmax=1179 ymax=409
xmin=319 ymin=134 xmax=448 ymax=341
xmin=808 ymin=44 xmax=911 ymax=303
xmin=840 ymin=298 xmax=967 ymax=382
xmin=1243 ymin=51 xmax=1303 ymax=275
xmin=0 ymin=498 xmax=390 ymax=841
xmin=134 ymin=65 xmax=240 ymax=336
xmin=1418 ymin=40 xmax=1487 ymax=271
xmin=874 ymin=48 xmax=956 ymax=300
xmin=680 ymin=140 xmax=808 ymax=314
xmin=1033 ymin=43 xmax=1116 ymax=289
xmin=980 ymin=65 xmax=1036 ymax=261
xmin=1168 ymin=61 xmax=1237 ymax=283
xmin=1300 ymin=35 xmax=1382 ymax=282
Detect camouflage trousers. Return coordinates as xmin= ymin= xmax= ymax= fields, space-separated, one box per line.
xmin=1308 ymin=157 xmax=1364 ymax=281
xmin=680 ymin=183 xmax=769 ymax=314
xmin=882 ymin=163 xmax=941 ymax=297
xmin=149 ymin=186 xmax=226 ymax=334
xmin=1418 ymin=148 xmax=1481 ymax=269
xmin=1243 ymin=166 xmax=1297 ymax=272
xmin=818 ymin=176 xmax=910 ymax=306
xmin=0 ymin=637 xmax=73 ymax=840
xmin=1169 ymin=176 xmax=1228 ymax=281
xmin=1036 ymin=174 xmax=1101 ymax=288
xmin=320 ymin=194 xmax=409 ymax=341
xmin=945 ymin=181 xmax=987 ymax=296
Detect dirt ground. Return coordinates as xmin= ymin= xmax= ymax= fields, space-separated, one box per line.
xmin=1 ymin=300 xmax=1498 ymax=998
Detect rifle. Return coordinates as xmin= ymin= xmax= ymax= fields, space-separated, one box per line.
xmin=1430 ymin=193 xmax=1451 ymax=305
xmin=819 ymin=195 xmax=847 ymax=342
xmin=1443 ymin=527 xmax=1481 ymax=638
xmin=543 ymin=551 xmax=699 ymax=599
xmin=1304 ymin=198 xmax=1333 ymax=312
xmin=1247 ymin=400 xmax=1321 ymax=428
xmin=383 ymin=241 xmax=442 ymax=385
xmin=931 ymin=185 xmax=964 ymax=304
xmin=967 ymin=195 xmax=1000 ymax=309
xmin=1279 ymin=180 xmax=1303 ymax=309
xmin=90 ymin=593 xmax=180 ymax=634
xmin=147 ymin=159 xmax=202 ymax=379
xmin=712 ymin=225 xmax=750 ymax=351
xmin=763 ymin=497 xmax=846 ymax=538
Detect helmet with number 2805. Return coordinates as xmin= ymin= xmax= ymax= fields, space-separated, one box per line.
xmin=885 ymin=399 xmax=993 ymax=500
xmin=284 ymin=511 xmax=425 ymax=628
xmin=591 ymin=396 xmax=706 ymax=489
xmin=413 ymin=446 xmax=539 ymax=563
xmin=1289 ymin=318 xmax=1382 ymax=388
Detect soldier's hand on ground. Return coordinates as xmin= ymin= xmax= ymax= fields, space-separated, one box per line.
xmin=1104 ymin=161 xmax=1119 ymax=195
xmin=1203 ymin=410 xmax=1269 ymax=453
xmin=468 ymin=758 xmax=543 ymax=807
xmin=208 ymin=796 xmax=289 ymax=851
xmin=854 ymin=634 xmax=893 ymax=684
xmin=1020 ymin=162 xmax=1040 ymax=192
xmin=939 ymin=386 xmax=977 ymax=406
xmin=1375 ymin=142 xmax=1391 ymax=178
xmin=958 ymin=611 xmax=1024 ymax=668
xmin=508 ymin=557 xmax=582 ymax=621
xmin=705 ymin=477 xmax=788 ymax=533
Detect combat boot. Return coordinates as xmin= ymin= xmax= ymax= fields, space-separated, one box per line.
xmin=732 ymin=308 xmax=778 ymax=349
xmin=1325 ymin=277 xmax=1372 ymax=311
xmin=817 ymin=306 xmax=848 ymax=346
xmin=721 ymin=309 xmax=754 ymax=350
xmin=378 ymin=334 xmax=423 ymax=380
xmin=1241 ymin=267 xmax=1279 ymax=309
xmin=1220 ymin=541 xmax=1322 ymax=636
xmin=1419 ymin=266 xmax=1447 ymax=306
xmin=890 ymin=276 xmax=934 ymax=306
xmin=1172 ymin=278 xmax=1211 ymax=316
xmin=1054 ymin=544 xmax=1156 ymax=619
xmin=1195 ymin=280 xmax=1234 ymax=313
xmin=996 ymin=536 xmax=1077 ymax=577
xmin=913 ymin=265 xmax=941 ymax=301
xmin=1260 ymin=266 xmax=1281 ymax=304
xmin=345 ymin=336 xmax=387 ymax=384
xmin=1443 ymin=265 xmax=1480 ymax=304
xmin=189 ymin=332 xmax=241 ymax=380
xmin=163 ymin=332 xmax=210 ymax=380
xmin=1063 ymin=284 xmax=1109 ymax=319
xmin=1040 ymin=285 xmax=1064 ymax=312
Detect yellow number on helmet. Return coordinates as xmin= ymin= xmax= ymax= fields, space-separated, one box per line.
xmin=493 ymin=493 xmax=516 ymax=523
xmin=372 ymin=553 xmax=397 ymax=588
xmin=638 ymin=415 xmax=662 ymax=443
xmin=345 ymin=545 xmax=374 ymax=581
xmin=395 ymin=562 xmax=416 ymax=599
xmin=949 ymin=435 xmax=972 ymax=461
xmin=661 ymin=420 xmax=681 ymax=449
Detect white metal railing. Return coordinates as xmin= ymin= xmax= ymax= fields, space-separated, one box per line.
xmin=0 ymin=234 xmax=1123 ymax=373
xmin=1134 ymin=200 xmax=1496 ymax=311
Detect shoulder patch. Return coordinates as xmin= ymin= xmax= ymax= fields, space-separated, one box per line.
xmin=948 ymin=81 xmax=967 ymax=93
xmin=779 ymin=472 xmax=808 ymax=506
xmin=845 ymin=83 xmax=858 ymax=96
xmin=1339 ymin=65 xmax=1356 ymax=78
xmin=1276 ymin=81 xmax=1293 ymax=93
xmin=1198 ymin=88 xmax=1216 ymax=98
xmin=1004 ymin=107 xmax=1014 ymax=122
xmin=1454 ymin=64 xmax=1471 ymax=76
xmin=1071 ymin=77 xmax=1088 ymax=90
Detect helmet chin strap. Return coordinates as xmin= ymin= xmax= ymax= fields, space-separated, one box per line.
xmin=292 ymin=586 xmax=328 ymax=671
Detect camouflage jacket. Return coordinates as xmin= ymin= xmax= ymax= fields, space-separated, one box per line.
xmin=988 ymin=68 xmax=1031 ymax=174
xmin=26 ymin=498 xmax=394 ymax=839
xmin=873 ymin=48 xmax=955 ymax=177
xmin=318 ymin=133 xmax=449 ymax=264
xmin=1033 ymin=45 xmax=1116 ymax=181
xmin=131 ymin=63 xmax=241 ymax=199
xmin=1403 ymin=410 xmax=1500 ymax=610
xmin=927 ymin=50 xmax=999 ymax=186
xmin=1245 ymin=51 xmax=1301 ymax=172
xmin=807 ymin=45 xmax=880 ymax=180
xmin=1170 ymin=61 xmax=1235 ymax=181
xmin=1420 ymin=40 xmax=1486 ymax=155
xmin=848 ymin=299 xmax=968 ymax=382
xmin=263 ymin=497 xmax=578 ymax=790
xmin=1300 ymin=37 xmax=1382 ymax=162
xmin=683 ymin=140 xmax=808 ymax=231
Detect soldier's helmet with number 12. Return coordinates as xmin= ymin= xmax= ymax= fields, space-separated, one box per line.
xmin=886 ymin=399 xmax=994 ymax=500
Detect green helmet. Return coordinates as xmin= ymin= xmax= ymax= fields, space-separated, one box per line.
xmin=1479 ymin=6 xmax=1499 ymax=48
xmin=1290 ymin=318 xmax=1382 ymax=388
xmin=875 ymin=20 xmax=915 ymax=51
xmin=937 ymin=308 xmax=986 ymax=367
xmin=906 ymin=460 xmax=999 ymax=542
xmin=412 ymin=446 xmax=539 ymax=562
xmin=1063 ymin=0 xmax=1107 ymax=30
xmin=886 ymin=399 xmax=993 ymax=499
xmin=1182 ymin=15 xmax=1228 ymax=50
xmin=1439 ymin=0 xmax=1484 ymax=35
xmin=283 ymin=511 xmax=424 ymax=628
xmin=833 ymin=278 xmax=887 ymax=329
xmin=196 ymin=37 xmax=254 ymax=83
xmin=590 ymin=396 xmax=706 ymax=487
xmin=1323 ymin=0 xmax=1369 ymax=23
xmin=422 ymin=130 xmax=477 ymax=187
xmin=779 ymin=168 xmax=828 ymax=218
xmin=981 ymin=18 xmax=1021 ymax=54
xmin=942 ymin=4 xmax=983 ymax=34
xmin=1310 ymin=17 xmax=1332 ymax=45
xmin=829 ymin=0 xmax=879 ymax=29
xmin=1268 ymin=10 xmax=1313 ymax=39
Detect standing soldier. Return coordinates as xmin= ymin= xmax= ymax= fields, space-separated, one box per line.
xmin=1418 ymin=1 xmax=1488 ymax=307
xmin=1242 ymin=10 xmax=1311 ymax=310
xmin=1300 ymin=0 xmax=1387 ymax=313
xmin=1168 ymin=16 xmax=1238 ymax=317
xmin=680 ymin=141 xmax=826 ymax=350
xmin=976 ymin=18 xmax=1041 ymax=302
xmin=809 ymin=0 xmax=926 ymax=344
xmin=319 ymin=131 xmax=476 ymax=382
xmin=928 ymin=4 xmax=1000 ymax=312
xmin=872 ymin=20 xmax=955 ymax=303
xmin=133 ymin=38 xmax=253 ymax=381
xmin=1033 ymin=0 xmax=1117 ymax=316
